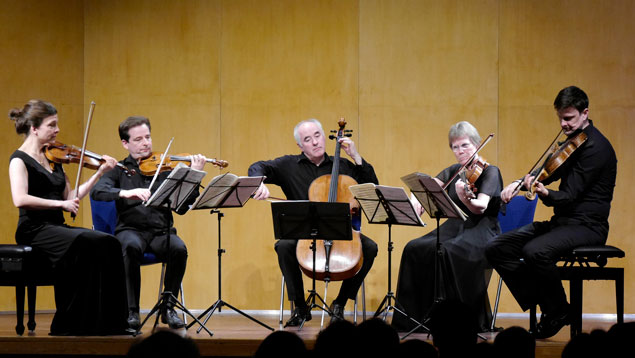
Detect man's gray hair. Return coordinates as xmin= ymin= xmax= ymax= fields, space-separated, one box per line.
xmin=293 ymin=118 xmax=324 ymax=146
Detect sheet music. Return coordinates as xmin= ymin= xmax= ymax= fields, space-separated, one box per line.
xmin=349 ymin=183 xmax=425 ymax=226
xmin=349 ymin=183 xmax=389 ymax=222
xmin=144 ymin=163 xmax=207 ymax=210
xmin=191 ymin=173 xmax=264 ymax=209
xmin=401 ymin=172 xmax=467 ymax=221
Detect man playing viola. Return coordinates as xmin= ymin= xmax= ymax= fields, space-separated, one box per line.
xmin=249 ymin=118 xmax=378 ymax=326
xmin=486 ymin=86 xmax=617 ymax=339
xmin=90 ymin=116 xmax=206 ymax=330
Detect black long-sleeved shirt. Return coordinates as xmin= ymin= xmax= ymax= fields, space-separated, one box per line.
xmin=248 ymin=153 xmax=379 ymax=200
xmin=540 ymin=120 xmax=617 ymax=235
xmin=90 ymin=155 xmax=198 ymax=234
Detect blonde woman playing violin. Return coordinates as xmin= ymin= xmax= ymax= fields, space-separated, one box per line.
xmin=90 ymin=116 xmax=206 ymax=330
xmin=486 ymin=86 xmax=617 ymax=339
xmin=8 ymin=99 xmax=128 ymax=335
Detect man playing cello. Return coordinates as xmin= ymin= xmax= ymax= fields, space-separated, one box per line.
xmin=249 ymin=118 xmax=378 ymax=326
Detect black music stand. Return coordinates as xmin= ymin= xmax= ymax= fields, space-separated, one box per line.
xmin=271 ymin=201 xmax=352 ymax=330
xmin=349 ymin=184 xmax=426 ymax=328
xmin=400 ymin=173 xmax=467 ymax=339
xmin=186 ymin=173 xmax=274 ymax=333
xmin=136 ymin=164 xmax=213 ymax=336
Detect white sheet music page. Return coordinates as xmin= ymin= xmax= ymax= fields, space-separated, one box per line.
xmin=349 ymin=183 xmax=389 ymax=222
xmin=144 ymin=162 xmax=207 ymax=209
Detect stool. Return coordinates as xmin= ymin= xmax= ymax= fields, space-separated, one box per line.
xmin=0 ymin=244 xmax=55 ymax=335
xmin=530 ymin=244 xmax=625 ymax=337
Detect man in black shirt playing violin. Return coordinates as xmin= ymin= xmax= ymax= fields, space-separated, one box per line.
xmin=91 ymin=116 xmax=206 ymax=330
xmin=249 ymin=118 xmax=379 ymax=327
xmin=486 ymin=86 xmax=617 ymax=339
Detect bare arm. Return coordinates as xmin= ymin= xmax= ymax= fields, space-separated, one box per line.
xmin=9 ymin=158 xmax=79 ymax=214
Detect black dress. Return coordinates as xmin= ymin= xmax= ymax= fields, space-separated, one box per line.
xmin=11 ymin=150 xmax=128 ymax=335
xmin=391 ymin=164 xmax=503 ymax=332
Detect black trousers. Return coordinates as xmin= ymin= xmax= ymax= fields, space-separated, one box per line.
xmin=275 ymin=233 xmax=377 ymax=303
xmin=117 ymin=229 xmax=188 ymax=311
xmin=485 ymin=220 xmax=605 ymax=314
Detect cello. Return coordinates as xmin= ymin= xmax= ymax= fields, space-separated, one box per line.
xmin=296 ymin=119 xmax=364 ymax=282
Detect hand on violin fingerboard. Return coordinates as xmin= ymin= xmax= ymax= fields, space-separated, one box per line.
xmin=96 ymin=155 xmax=117 ymax=175
xmin=189 ymin=154 xmax=206 ymax=170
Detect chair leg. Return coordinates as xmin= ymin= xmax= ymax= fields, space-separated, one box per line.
xmin=180 ymin=283 xmax=186 ymax=324
xmin=570 ymin=278 xmax=583 ymax=337
xmin=616 ymin=270 xmax=624 ymax=324
xmin=15 ymin=285 xmax=25 ymax=336
xmin=490 ymin=276 xmax=503 ymax=331
xmin=279 ymin=276 xmax=285 ymax=325
xmin=27 ymin=285 xmax=37 ymax=333
xmin=362 ymin=280 xmax=366 ymax=321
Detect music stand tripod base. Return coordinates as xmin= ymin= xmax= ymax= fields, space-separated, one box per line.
xmin=134 ymin=291 xmax=213 ymax=337
xmin=188 ymin=210 xmax=274 ymax=333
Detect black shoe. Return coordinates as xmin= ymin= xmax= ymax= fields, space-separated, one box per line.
xmin=329 ymin=302 xmax=345 ymax=324
xmin=161 ymin=306 xmax=185 ymax=329
xmin=284 ymin=306 xmax=312 ymax=327
xmin=532 ymin=308 xmax=570 ymax=339
xmin=127 ymin=310 xmax=141 ymax=330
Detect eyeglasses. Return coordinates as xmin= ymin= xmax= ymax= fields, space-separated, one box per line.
xmin=451 ymin=142 xmax=473 ymax=152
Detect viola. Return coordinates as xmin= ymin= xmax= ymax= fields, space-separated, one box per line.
xmin=459 ymin=156 xmax=490 ymax=199
xmin=524 ymin=130 xmax=587 ymax=200
xmin=45 ymin=141 xmax=135 ymax=176
xmin=296 ymin=118 xmax=363 ymax=282
xmin=138 ymin=152 xmax=229 ymax=176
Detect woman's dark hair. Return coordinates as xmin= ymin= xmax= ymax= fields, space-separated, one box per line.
xmin=554 ymin=86 xmax=589 ymax=112
xmin=119 ymin=116 xmax=151 ymax=141
xmin=9 ymin=99 xmax=57 ymax=136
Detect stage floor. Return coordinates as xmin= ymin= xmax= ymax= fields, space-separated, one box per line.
xmin=0 ymin=310 xmax=626 ymax=357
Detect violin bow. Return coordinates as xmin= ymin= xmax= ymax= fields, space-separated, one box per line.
xmin=511 ymin=128 xmax=563 ymax=196
xmin=71 ymin=101 xmax=96 ymax=220
xmin=443 ymin=133 xmax=494 ymax=190
xmin=146 ymin=137 xmax=174 ymax=196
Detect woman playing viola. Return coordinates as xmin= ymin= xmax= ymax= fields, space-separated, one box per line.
xmin=8 ymin=99 xmax=128 ymax=335
xmin=392 ymin=121 xmax=504 ymax=333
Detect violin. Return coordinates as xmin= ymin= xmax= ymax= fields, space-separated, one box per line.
xmin=138 ymin=152 xmax=229 ymax=176
xmin=523 ymin=130 xmax=587 ymax=200
xmin=459 ymin=156 xmax=490 ymax=199
xmin=444 ymin=133 xmax=494 ymax=197
xmin=45 ymin=141 xmax=135 ymax=176
xmin=296 ymin=118 xmax=363 ymax=282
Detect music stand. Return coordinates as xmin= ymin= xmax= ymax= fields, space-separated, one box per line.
xmin=400 ymin=172 xmax=467 ymax=339
xmin=136 ymin=164 xmax=213 ymax=336
xmin=186 ymin=173 xmax=274 ymax=333
xmin=349 ymin=183 xmax=426 ymax=328
xmin=271 ymin=201 xmax=352 ymax=330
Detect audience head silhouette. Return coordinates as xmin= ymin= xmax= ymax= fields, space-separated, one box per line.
xmin=127 ymin=330 xmax=199 ymax=358
xmin=313 ymin=319 xmax=359 ymax=356
xmin=254 ymin=330 xmax=306 ymax=358
xmin=357 ymin=318 xmax=400 ymax=356
xmin=428 ymin=300 xmax=478 ymax=357
xmin=493 ymin=326 xmax=535 ymax=358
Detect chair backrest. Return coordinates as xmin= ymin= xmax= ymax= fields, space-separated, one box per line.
xmin=90 ymin=198 xmax=117 ymax=235
xmin=89 ymin=198 xmax=160 ymax=265
xmin=497 ymin=196 xmax=538 ymax=233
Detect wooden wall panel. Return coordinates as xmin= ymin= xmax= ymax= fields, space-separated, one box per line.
xmin=83 ymin=0 xmax=222 ymax=309
xmin=1 ymin=0 xmax=633 ymax=317
xmin=497 ymin=0 xmax=635 ymax=314
xmin=359 ymin=0 xmax=500 ymax=309
xmin=0 ymin=0 xmax=84 ymax=311
xmin=219 ymin=0 xmax=361 ymax=309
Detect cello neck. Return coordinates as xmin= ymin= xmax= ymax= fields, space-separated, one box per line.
xmin=328 ymin=118 xmax=349 ymax=203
